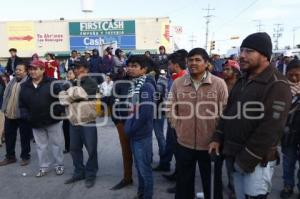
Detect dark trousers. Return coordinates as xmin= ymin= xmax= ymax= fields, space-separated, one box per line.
xmin=62 ymin=120 xmax=70 ymax=151
xmin=175 ymin=144 xmax=223 ymax=199
xmin=69 ymin=123 xmax=98 ymax=180
xmin=160 ymin=122 xmax=177 ymax=169
xmin=4 ymin=117 xmax=32 ymax=160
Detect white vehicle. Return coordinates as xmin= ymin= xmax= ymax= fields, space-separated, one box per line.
xmin=273 ymin=49 xmax=300 ymax=58
xmin=225 ymin=47 xmax=239 ymax=58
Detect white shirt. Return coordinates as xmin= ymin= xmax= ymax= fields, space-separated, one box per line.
xmin=100 ymin=81 xmax=114 ymax=97
xmin=191 ymin=72 xmax=208 ymax=91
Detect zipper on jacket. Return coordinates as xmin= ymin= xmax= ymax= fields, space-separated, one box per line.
xmin=241 ymin=77 xmax=253 ymax=92
xmin=193 ymin=87 xmax=197 ymax=150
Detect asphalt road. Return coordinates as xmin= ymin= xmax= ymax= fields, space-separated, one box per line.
xmin=0 ymin=118 xmax=298 ymax=199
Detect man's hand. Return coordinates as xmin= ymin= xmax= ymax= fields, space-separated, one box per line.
xmin=209 ymin=141 xmax=220 ymax=155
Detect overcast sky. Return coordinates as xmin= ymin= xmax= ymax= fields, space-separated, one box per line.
xmin=1 ymin=0 xmax=299 ymax=54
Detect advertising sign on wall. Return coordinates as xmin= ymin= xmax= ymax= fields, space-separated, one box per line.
xmin=35 ymin=22 xmax=69 ymax=53
xmin=69 ymin=20 xmax=135 ymax=36
xmin=160 ymin=20 xmax=170 ymax=50
xmin=6 ymin=22 xmax=35 ymax=50
xmin=69 ymin=20 xmax=136 ymax=51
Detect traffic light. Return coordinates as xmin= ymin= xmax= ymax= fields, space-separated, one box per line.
xmin=210 ymin=40 xmax=215 ymax=51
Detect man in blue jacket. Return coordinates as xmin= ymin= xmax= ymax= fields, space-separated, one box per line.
xmin=125 ymin=56 xmax=156 ymax=199
xmin=90 ymin=49 xmax=103 ymax=84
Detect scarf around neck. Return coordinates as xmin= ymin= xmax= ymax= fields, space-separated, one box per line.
xmin=128 ymin=75 xmax=147 ymax=104
xmin=288 ymin=80 xmax=300 ymax=96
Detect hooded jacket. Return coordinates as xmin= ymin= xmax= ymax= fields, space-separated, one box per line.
xmin=124 ymin=75 xmax=156 ymax=141
xmin=89 ymin=49 xmax=103 ymax=74
xmin=101 ymin=55 xmax=114 ymax=74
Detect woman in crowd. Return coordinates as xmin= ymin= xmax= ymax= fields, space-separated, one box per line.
xmin=45 ymin=53 xmax=60 ymax=79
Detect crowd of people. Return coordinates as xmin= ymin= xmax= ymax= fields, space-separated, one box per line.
xmin=0 ymin=32 xmax=299 ymax=199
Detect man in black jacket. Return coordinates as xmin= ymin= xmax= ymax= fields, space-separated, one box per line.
xmin=6 ymin=48 xmax=23 ymax=76
xmin=19 ymin=60 xmax=64 ymax=178
xmin=209 ymin=32 xmax=292 ymax=199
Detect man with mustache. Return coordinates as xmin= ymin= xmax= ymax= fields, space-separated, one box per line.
xmin=167 ymin=48 xmax=228 ymax=199
xmin=210 ymin=32 xmax=292 ymax=199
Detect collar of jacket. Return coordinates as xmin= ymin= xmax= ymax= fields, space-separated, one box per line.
xmin=25 ymin=76 xmax=52 ymax=87
xmin=77 ymin=75 xmax=90 ymax=83
xmin=182 ymin=71 xmax=212 ymax=87
xmin=240 ymin=65 xmax=275 ymax=84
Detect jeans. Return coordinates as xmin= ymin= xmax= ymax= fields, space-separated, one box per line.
xmin=70 ymin=123 xmax=98 ymax=180
xmin=175 ymin=143 xmax=223 ymax=199
xmin=131 ymin=136 xmax=153 ymax=199
xmin=153 ymin=118 xmax=166 ymax=162
xmin=233 ymin=161 xmax=276 ymax=198
xmin=160 ymin=122 xmax=177 ymax=169
xmin=5 ymin=118 xmax=32 ymax=160
xmin=32 ymin=121 xmax=64 ymax=169
xmin=282 ymin=145 xmax=300 ymax=190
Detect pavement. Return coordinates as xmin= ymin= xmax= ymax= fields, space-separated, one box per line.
xmin=0 ymin=117 xmax=298 ymax=199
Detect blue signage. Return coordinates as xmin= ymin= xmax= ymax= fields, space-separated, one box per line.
xmin=69 ymin=35 xmax=136 ymax=52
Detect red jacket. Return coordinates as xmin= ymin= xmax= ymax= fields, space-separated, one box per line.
xmin=45 ymin=60 xmax=60 ymax=79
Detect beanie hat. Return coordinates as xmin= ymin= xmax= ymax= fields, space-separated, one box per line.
xmin=240 ymin=32 xmax=272 ymax=61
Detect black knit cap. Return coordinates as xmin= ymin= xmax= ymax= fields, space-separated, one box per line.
xmin=240 ymin=32 xmax=273 ymax=61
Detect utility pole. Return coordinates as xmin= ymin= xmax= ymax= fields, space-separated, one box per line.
xmin=253 ymin=20 xmax=264 ymax=32
xmin=203 ymin=5 xmax=215 ymax=51
xmin=189 ymin=34 xmax=196 ymax=49
xmin=293 ymin=26 xmax=300 ymax=48
xmin=273 ymin=24 xmax=284 ymax=50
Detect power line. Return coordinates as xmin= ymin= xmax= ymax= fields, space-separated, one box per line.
xmin=273 ymin=24 xmax=284 ymax=50
xmin=203 ymin=4 xmax=215 ymax=51
xmin=253 ymin=19 xmax=264 ymax=32
xmin=189 ymin=34 xmax=197 ymax=49
xmin=168 ymin=0 xmax=198 ymax=17
xmin=215 ymin=0 xmax=260 ymax=31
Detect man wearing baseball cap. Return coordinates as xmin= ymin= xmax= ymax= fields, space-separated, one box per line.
xmin=19 ymin=60 xmax=65 ymax=177
xmin=210 ymin=32 xmax=292 ymax=199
